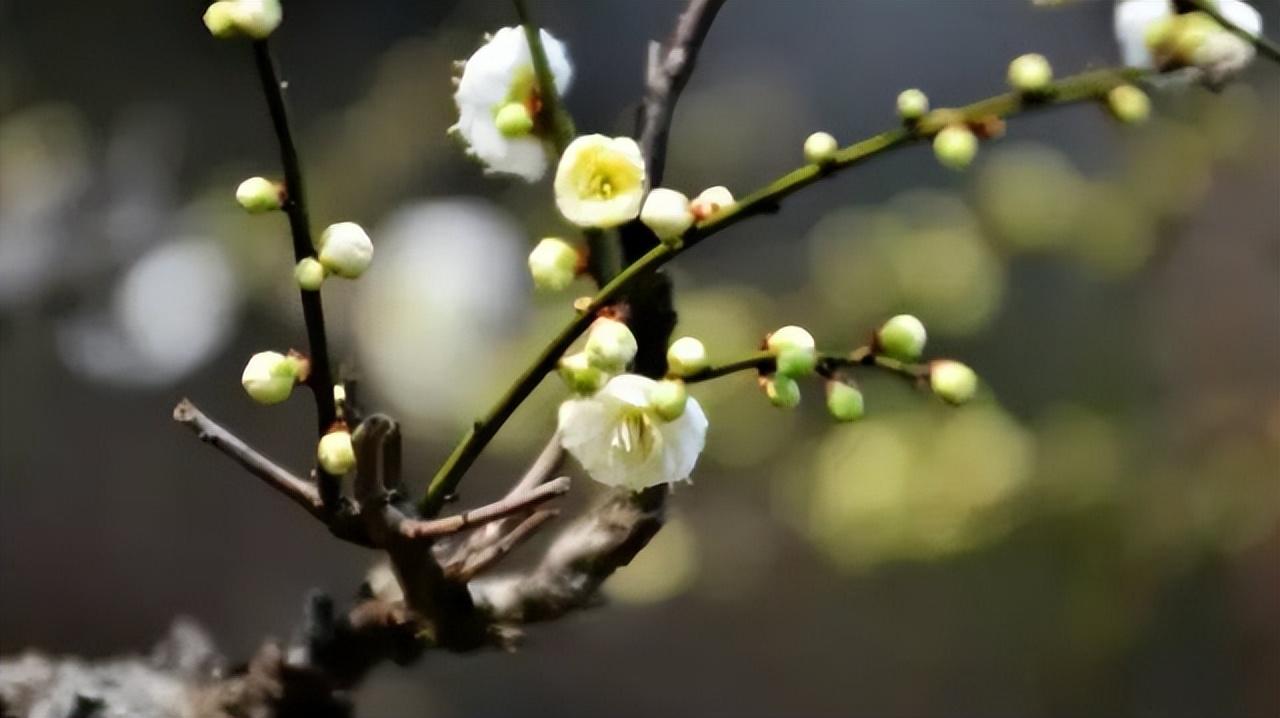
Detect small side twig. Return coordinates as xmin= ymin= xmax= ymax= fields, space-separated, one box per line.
xmin=448 ymin=509 xmax=561 ymax=582
xmin=400 ymin=477 xmax=571 ymax=540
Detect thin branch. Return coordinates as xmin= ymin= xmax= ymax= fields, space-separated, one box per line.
xmin=251 ymin=40 xmax=341 ymax=511
xmin=680 ymin=348 xmax=928 ymax=384
xmin=449 ymin=509 xmax=560 ymax=582
xmin=1184 ymin=0 xmax=1280 ymax=63
xmin=401 ymin=477 xmax=570 ymax=539
xmin=422 ymin=65 xmax=1151 ymax=514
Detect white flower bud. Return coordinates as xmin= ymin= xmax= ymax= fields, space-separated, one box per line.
xmin=235 ymin=176 xmax=284 ymax=213
xmin=316 ymin=222 xmax=374 ymax=279
xmin=1007 ymin=53 xmax=1054 ymax=94
xmin=1107 ymin=84 xmax=1151 ymax=124
xmin=558 ymin=352 xmax=609 ymax=394
xmin=766 ymin=325 xmax=817 ymax=378
xmin=317 ymin=428 xmax=356 ymax=475
xmin=933 ymin=125 xmax=978 ymax=170
xmin=649 ymin=379 xmax=689 ymax=422
xmin=803 ymin=131 xmax=839 ymax=165
xmin=241 ymin=350 xmax=305 ymax=405
xmin=876 ymin=314 xmax=927 ymax=361
xmin=666 ymin=336 xmax=709 ymax=377
xmin=826 ymin=381 xmax=866 ymax=422
xmin=528 ymin=237 xmax=580 ymax=292
xmin=930 ymin=360 xmax=979 ymax=405
xmin=896 ymin=88 xmax=930 ymax=121
xmin=294 ymin=257 xmax=326 ymax=292
xmin=203 ymin=0 xmax=282 ymax=40
xmin=640 ymin=188 xmax=694 ymax=246
xmin=690 ymin=185 xmax=735 ymax=221
xmin=203 ymin=2 xmax=239 ymax=38
xmin=494 ymin=102 xmax=534 ymax=138
xmin=585 ymin=317 xmax=638 ymax=371
xmin=763 ymin=374 xmax=801 ymax=409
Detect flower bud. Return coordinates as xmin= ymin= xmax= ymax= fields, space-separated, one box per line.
xmin=494 ymin=102 xmax=534 ymax=138
xmin=203 ymin=2 xmax=239 ymax=38
xmin=235 ymin=176 xmax=283 ymax=213
xmin=294 ymin=257 xmax=327 ymax=292
xmin=826 ymin=381 xmax=866 ymax=422
xmin=317 ymin=427 xmax=356 ymax=475
xmin=649 ymin=379 xmax=689 ymax=422
xmin=1106 ymin=85 xmax=1150 ymax=124
xmin=763 ymin=374 xmax=801 ymax=409
xmin=896 ymin=88 xmax=929 ymax=121
xmin=640 ymin=188 xmax=694 ymax=246
xmin=528 ymin=237 xmax=580 ymax=292
xmin=231 ymin=0 xmax=282 ymax=39
xmin=766 ymin=325 xmax=817 ymax=378
xmin=929 ymin=359 xmax=979 ymax=405
xmin=690 ymin=185 xmax=735 ymax=221
xmin=585 ymin=317 xmax=638 ymax=371
xmin=558 ymin=352 xmax=608 ymax=394
xmin=316 ymin=222 xmax=373 ymax=279
xmin=803 ymin=131 xmax=839 ymax=165
xmin=876 ymin=314 xmax=927 ymax=361
xmin=666 ymin=336 xmax=709 ymax=377
xmin=933 ymin=124 xmax=978 ymax=170
xmin=241 ymin=350 xmax=305 ymax=405
xmin=1007 ymin=53 xmax=1053 ymax=94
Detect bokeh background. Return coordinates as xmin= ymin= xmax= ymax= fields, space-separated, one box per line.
xmin=3 ymin=0 xmax=1279 ymax=716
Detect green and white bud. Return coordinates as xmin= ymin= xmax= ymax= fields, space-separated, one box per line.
xmin=241 ymin=350 xmax=306 ymax=405
xmin=766 ymin=325 xmax=817 ymax=378
xmin=666 ymin=336 xmax=709 ymax=377
xmin=876 ymin=314 xmax=927 ymax=361
xmin=649 ymin=378 xmax=689 ymax=422
xmin=203 ymin=0 xmax=282 ymax=40
xmin=1007 ymin=53 xmax=1054 ymax=94
xmin=558 ymin=352 xmax=609 ymax=394
xmin=763 ymin=374 xmax=801 ymax=409
xmin=803 ymin=131 xmax=839 ymax=165
xmin=826 ymin=381 xmax=866 ymax=422
xmin=528 ymin=237 xmax=580 ymax=292
xmin=294 ymin=257 xmax=327 ymax=291
xmin=202 ymin=2 xmax=239 ymax=38
xmin=1107 ymin=85 xmax=1150 ymax=124
xmin=933 ymin=124 xmax=978 ymax=170
xmin=690 ymin=185 xmax=735 ymax=221
xmin=929 ymin=359 xmax=979 ymax=405
xmin=494 ymin=102 xmax=534 ymax=138
xmin=585 ymin=317 xmax=638 ymax=371
xmin=640 ymin=188 xmax=695 ymax=246
xmin=317 ymin=427 xmax=356 ymax=475
xmin=896 ymin=88 xmax=930 ymax=121
xmin=236 ymin=176 xmax=283 ymax=213
xmin=316 ymin=222 xmax=374 ymax=279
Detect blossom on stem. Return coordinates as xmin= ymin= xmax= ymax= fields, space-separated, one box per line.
xmin=316 ymin=222 xmax=373 ymax=279
xmin=640 ymin=188 xmax=694 ymax=245
xmin=528 ymin=237 xmax=580 ymax=291
xmin=202 ymin=0 xmax=282 ymax=40
xmin=241 ymin=350 xmax=306 ymax=405
xmin=666 ymin=336 xmax=709 ymax=377
xmin=554 ymin=135 xmax=647 ymax=228
xmin=1114 ymin=0 xmax=1261 ymax=80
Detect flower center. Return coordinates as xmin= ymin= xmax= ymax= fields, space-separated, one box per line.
xmin=611 ymin=407 xmax=657 ymax=460
xmin=588 ymin=173 xmax=615 ymax=200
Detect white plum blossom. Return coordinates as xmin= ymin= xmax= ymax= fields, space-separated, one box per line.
xmin=452 ymin=27 xmax=573 ymax=182
xmin=558 ymin=374 xmax=708 ymax=491
xmin=1113 ymin=0 xmax=1261 ymax=69
xmin=554 ymin=135 xmax=647 ymax=228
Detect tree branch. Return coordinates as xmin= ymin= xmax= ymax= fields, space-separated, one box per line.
xmin=400 ymin=477 xmax=570 ymax=539
xmin=680 ymin=347 xmax=928 ymax=384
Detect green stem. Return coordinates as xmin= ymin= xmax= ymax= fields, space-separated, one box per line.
xmin=1184 ymin=0 xmax=1280 ymax=63
xmin=420 ymin=64 xmax=1158 ymax=515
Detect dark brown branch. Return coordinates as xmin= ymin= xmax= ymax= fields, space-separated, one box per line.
xmin=250 ymin=40 xmax=341 ymax=512
xmin=448 ymin=509 xmax=560 ymax=582
xmin=399 ymin=476 xmax=571 ymax=540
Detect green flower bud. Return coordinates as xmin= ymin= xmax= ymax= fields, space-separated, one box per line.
xmin=235 ymin=176 xmax=283 ymax=213
xmin=203 ymin=2 xmax=239 ymax=38
xmin=1007 ymin=53 xmax=1053 ymax=94
xmin=528 ymin=237 xmax=580 ymax=292
xmin=494 ymin=102 xmax=535 ymax=138
xmin=933 ymin=124 xmax=978 ymax=170
xmin=876 ymin=314 xmax=927 ymax=361
xmin=1107 ymin=85 xmax=1150 ymax=125
xmin=294 ymin=257 xmax=326 ymax=292
xmin=666 ymin=336 xmax=709 ymax=377
xmin=764 ymin=374 xmax=801 ymax=409
xmin=649 ymin=379 xmax=689 ymax=422
xmin=203 ymin=0 xmax=282 ymax=40
xmin=929 ymin=359 xmax=979 ymax=405
xmin=766 ymin=325 xmax=817 ymax=378
xmin=826 ymin=381 xmax=865 ymax=422
xmin=640 ymin=188 xmax=694 ymax=246
xmin=803 ymin=131 xmax=839 ymax=165
xmin=585 ymin=317 xmax=638 ymax=371
xmin=241 ymin=350 xmax=305 ymax=405
xmin=316 ymin=222 xmax=374 ymax=279
xmin=317 ymin=427 xmax=356 ymax=475
xmin=896 ymin=88 xmax=930 ymax=121
xmin=558 ymin=352 xmax=608 ymax=394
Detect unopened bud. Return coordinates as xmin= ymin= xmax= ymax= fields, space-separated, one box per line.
xmin=316 ymin=222 xmax=374 ymax=279
xmin=803 ymin=131 xmax=839 ymax=165
xmin=929 ymin=359 xmax=979 ymax=405
xmin=1007 ymin=53 xmax=1053 ymax=94
xmin=1107 ymin=85 xmax=1150 ymax=124
xmin=826 ymin=381 xmax=866 ymax=422
xmin=202 ymin=2 xmax=239 ymax=38
xmin=585 ymin=317 xmax=638 ymax=371
xmin=649 ymin=379 xmax=689 ymax=422
xmin=317 ymin=427 xmax=356 ymax=475
xmin=876 ymin=314 xmax=927 ymax=361
xmin=896 ymin=88 xmax=930 ymax=121
xmin=766 ymin=325 xmax=817 ymax=378
xmin=640 ymin=188 xmax=695 ymax=246
xmin=203 ymin=0 xmax=282 ymax=40
xmin=690 ymin=185 xmax=735 ymax=221
xmin=236 ymin=176 xmax=284 ymax=213
xmin=528 ymin=237 xmax=579 ymax=292
xmin=241 ymin=350 xmax=305 ymax=405
xmin=763 ymin=374 xmax=801 ymax=409
xmin=666 ymin=336 xmax=709 ymax=377
xmin=558 ymin=352 xmax=608 ymax=394
xmin=294 ymin=257 xmax=327 ymax=291
xmin=933 ymin=124 xmax=978 ymax=170
xmin=494 ymin=102 xmax=535 ymax=138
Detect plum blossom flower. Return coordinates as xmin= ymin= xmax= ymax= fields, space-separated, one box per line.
xmin=452 ymin=27 xmax=573 ymax=182
xmin=558 ymin=374 xmax=708 ymax=491
xmin=554 ymin=135 xmax=647 ymax=228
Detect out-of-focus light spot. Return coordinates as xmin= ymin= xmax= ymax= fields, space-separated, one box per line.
xmin=1123 ymin=119 xmax=1213 ymax=217
xmin=605 ymin=513 xmax=699 ymax=605
xmin=1068 ymin=182 xmax=1157 ymax=278
xmin=1032 ymin=404 xmax=1125 ymax=509
xmin=976 ymin=143 xmax=1086 ymax=252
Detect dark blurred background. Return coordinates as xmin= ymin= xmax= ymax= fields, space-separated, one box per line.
xmin=3 ymin=0 xmax=1279 ymax=716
